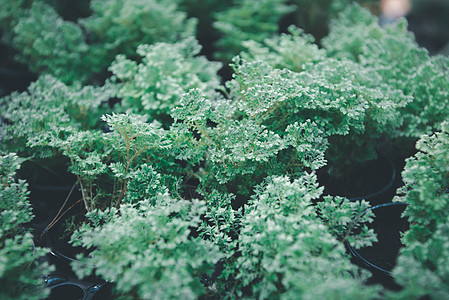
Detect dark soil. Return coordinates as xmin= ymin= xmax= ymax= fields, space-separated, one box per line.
xmin=317 ymin=154 xmax=400 ymax=206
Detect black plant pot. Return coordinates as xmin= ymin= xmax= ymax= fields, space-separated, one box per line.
xmin=18 ymin=160 xmax=109 ymax=299
xmin=318 ymin=154 xmax=399 ymax=205
xmin=44 ymin=273 xmax=110 ymax=300
xmin=346 ymin=202 xmax=410 ymax=290
xmin=40 ymin=194 xmax=111 ymax=300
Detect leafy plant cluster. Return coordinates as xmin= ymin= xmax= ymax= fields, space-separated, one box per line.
xmin=0 ymin=153 xmax=52 ymax=300
xmin=110 ymin=37 xmax=222 ymax=126
xmin=71 ymin=196 xmax=222 ymax=300
xmin=0 ymin=75 xmax=114 ymax=156
xmin=207 ymin=174 xmax=378 ymax=298
xmin=0 ymin=0 xmax=196 ymax=83
xmin=390 ymin=121 xmax=449 ymax=299
xmin=0 ymin=0 xmax=448 ymax=298
xmin=0 ymin=0 xmax=377 ymax=84
xmin=322 ymin=3 xmax=449 ymax=140
xmin=212 ymin=0 xmax=295 ymax=60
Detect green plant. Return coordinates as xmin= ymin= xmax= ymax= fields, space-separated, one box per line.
xmin=71 ymin=195 xmax=223 ymax=300
xmin=79 ymin=0 xmax=197 ymax=80
xmin=213 ymin=0 xmax=295 ymax=61
xmin=323 ymin=3 xmax=449 ymax=140
xmin=241 ymin=25 xmax=327 ymax=72
xmin=0 ymin=153 xmax=52 ymax=300
xmin=170 ymin=85 xmax=328 ymax=199
xmin=110 ymin=37 xmax=222 ymax=126
xmin=207 ymin=174 xmax=378 ymax=298
xmin=0 ymin=75 xmax=114 ymax=157
xmin=42 ymin=113 xmax=176 ymax=211
xmin=0 ymin=0 xmax=30 ymax=44
xmin=389 ymin=121 xmax=449 ymax=299
xmin=3 ymin=1 xmax=449 ymax=298
xmin=4 ymin=0 xmax=197 ymax=84
xmin=228 ymin=56 xmax=407 ymax=174
xmin=11 ymin=1 xmax=91 ymax=83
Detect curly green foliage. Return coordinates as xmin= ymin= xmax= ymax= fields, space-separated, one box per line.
xmin=389 ymin=121 xmax=449 ymax=299
xmin=220 ymin=174 xmax=379 ymax=298
xmin=228 ymin=57 xmax=407 ymax=170
xmin=171 ymin=87 xmax=327 ymax=199
xmin=71 ymin=196 xmax=223 ymax=300
xmin=199 ymin=191 xmax=241 ymax=256
xmin=110 ymin=37 xmax=222 ymax=125
xmin=1 ymin=75 xmax=69 ymax=156
xmin=4 ymin=0 xmax=196 ymax=83
xmin=0 ymin=75 xmax=114 ymax=157
xmin=102 ymin=113 xmax=172 ymax=179
xmin=46 ymin=113 xmax=175 ymax=210
xmin=322 ymin=3 xmax=381 ymax=61
xmin=0 ymin=0 xmax=31 ymax=44
xmin=125 ymin=163 xmax=173 ymax=205
xmin=80 ymin=0 xmax=197 ymax=76
xmin=390 ymin=222 xmax=449 ymax=300
xmin=0 ymin=153 xmax=51 ymax=300
xmin=213 ymin=0 xmax=295 ymax=60
xmin=241 ymin=25 xmax=327 ymax=72
xmin=323 ymin=3 xmax=449 ymax=139
xmin=317 ymin=196 xmax=376 ymax=249
xmin=395 ymin=121 xmax=449 ymax=242
xmin=47 ymin=130 xmax=112 ymax=210
xmin=11 ymin=1 xmax=90 ymax=83
xmin=358 ymin=23 xmax=449 ymax=139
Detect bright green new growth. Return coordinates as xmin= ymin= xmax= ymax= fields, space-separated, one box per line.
xmin=391 ymin=121 xmax=449 ymax=299
xmin=0 ymin=153 xmax=52 ymax=300
xmin=213 ymin=0 xmax=295 ymax=60
xmin=110 ymin=38 xmax=222 ymax=125
xmin=71 ymin=196 xmax=223 ymax=300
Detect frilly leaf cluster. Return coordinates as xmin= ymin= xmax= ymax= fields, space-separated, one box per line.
xmin=0 ymin=153 xmax=52 ymax=300
xmin=390 ymin=121 xmax=449 ymax=299
xmin=71 ymin=195 xmax=223 ymax=300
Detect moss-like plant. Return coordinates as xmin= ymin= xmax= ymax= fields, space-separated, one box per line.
xmin=213 ymin=0 xmax=295 ymax=61
xmin=80 ymin=0 xmax=197 ymax=80
xmin=39 ymin=113 xmax=177 ymax=211
xmin=110 ymin=37 xmax=222 ymax=126
xmin=226 ymin=56 xmax=408 ymax=175
xmin=4 ymin=0 xmax=197 ymax=84
xmin=241 ymin=25 xmax=327 ymax=72
xmin=0 ymin=75 xmax=114 ymax=156
xmin=323 ymin=3 xmax=449 ymax=140
xmin=390 ymin=121 xmax=449 ymax=299
xmin=0 ymin=153 xmax=52 ymax=300
xmin=170 ymin=85 xmax=328 ymax=201
xmin=71 ymin=195 xmax=223 ymax=300
xmin=205 ymin=174 xmax=378 ymax=298
xmin=11 ymin=1 xmax=91 ymax=83
xmin=2 ymin=1 xmax=449 ymax=298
